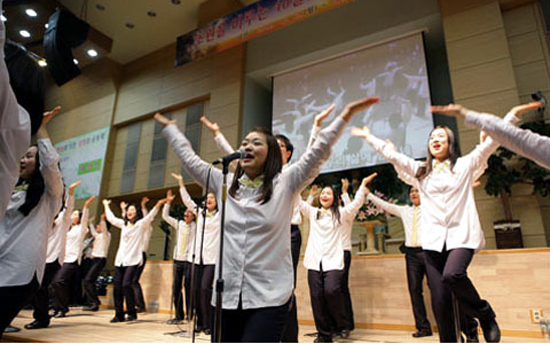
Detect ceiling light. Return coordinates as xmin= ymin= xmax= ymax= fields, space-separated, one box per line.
xmin=95 ymin=4 xmax=105 ymax=11
xmin=45 ymin=23 xmax=49 ymax=29
xmin=1 ymin=14 xmax=6 ymax=22
xmin=87 ymin=49 xmax=98 ymax=57
xmin=38 ymin=59 xmax=47 ymax=67
xmin=73 ymin=58 xmax=79 ymax=65
xmin=25 ymin=9 xmax=38 ymax=17
xmin=125 ymin=22 xmax=134 ymax=29
xmin=171 ymin=0 xmax=181 ymax=4
xmin=147 ymin=11 xmax=156 ymax=17
xmin=19 ymin=30 xmax=31 ymax=38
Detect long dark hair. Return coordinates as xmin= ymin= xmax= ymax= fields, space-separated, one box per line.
xmin=228 ymin=128 xmax=282 ymax=205
xmin=415 ymin=126 xmax=462 ymax=180
xmin=316 ymin=185 xmax=341 ymax=224
xmin=275 ymin=134 xmax=294 ymax=162
xmin=124 ymin=204 xmax=143 ymax=225
xmin=17 ymin=146 xmax=45 ymax=216
xmin=5 ymin=40 xmax=46 ymax=135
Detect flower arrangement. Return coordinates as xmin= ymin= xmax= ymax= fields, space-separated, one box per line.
xmin=356 ymin=190 xmax=395 ymax=222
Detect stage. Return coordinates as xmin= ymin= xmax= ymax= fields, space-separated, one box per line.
xmin=4 ymin=308 xmax=546 ymax=343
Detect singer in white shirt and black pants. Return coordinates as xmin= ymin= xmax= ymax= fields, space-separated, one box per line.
xmin=301 ymin=177 xmax=369 ymax=342
xmin=354 ymin=122 xmax=501 ymax=343
xmin=0 ymin=111 xmax=63 ymax=337
xmin=172 ymin=173 xmax=220 ymax=334
xmin=162 ymin=189 xmax=196 ymax=323
xmin=103 ymin=198 xmax=165 ymax=322
xmin=366 ymin=186 xmax=433 ymax=338
xmin=51 ymin=195 xmax=94 ymax=317
xmin=83 ymin=214 xmax=111 ymax=311
xmin=156 ymin=97 xmax=378 ymax=342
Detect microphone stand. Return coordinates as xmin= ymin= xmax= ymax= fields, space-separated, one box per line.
xmin=213 ymin=161 xmax=229 ymax=342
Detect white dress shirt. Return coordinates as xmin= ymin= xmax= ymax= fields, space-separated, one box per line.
xmin=140 ymin=206 xmax=154 ymax=253
xmin=46 ymin=193 xmax=75 ymax=265
xmin=364 ymin=132 xmax=499 ymax=253
xmin=0 ymin=138 xmax=63 ymax=286
xmin=367 ymin=193 xmax=422 ymax=248
xmin=64 ymin=208 xmax=90 ymax=264
xmin=0 ymin=15 xmax=31 ymax=224
xmin=106 ymin=206 xmax=159 ymax=267
xmin=465 ymin=110 xmax=550 ymax=170
xmin=302 ymin=185 xmax=366 ymax=271
xmin=339 ymin=193 xmax=355 ymax=251
xmin=162 ymin=203 xmax=195 ymax=262
xmin=90 ymin=221 xmax=111 ymax=259
xmin=179 ymin=186 xmax=220 ymax=265
xmin=163 ymin=117 xmax=347 ymax=309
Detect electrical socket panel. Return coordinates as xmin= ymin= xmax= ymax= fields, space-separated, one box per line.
xmin=530 ymin=309 xmax=543 ymax=323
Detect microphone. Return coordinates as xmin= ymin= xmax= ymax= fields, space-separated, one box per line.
xmin=212 ymin=149 xmax=247 ymax=165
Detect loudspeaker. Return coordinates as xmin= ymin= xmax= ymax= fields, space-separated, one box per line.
xmin=43 ymin=9 xmax=90 ymax=86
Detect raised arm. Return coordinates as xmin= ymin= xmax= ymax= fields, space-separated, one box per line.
xmin=306 ymin=185 xmax=319 ymax=205
xmin=201 ymin=115 xmax=235 ymax=156
xmin=298 ymin=199 xmax=316 ymax=218
xmin=286 ymin=98 xmax=380 ymax=193
xmin=341 ymin=173 xmax=376 ymax=218
xmin=306 ymin=104 xmax=335 ymax=149
xmin=80 ymin=195 xmax=95 ymax=233
xmin=139 ymin=198 xmax=168 ymax=226
xmin=141 ymin=197 xmax=149 ymax=217
xmin=340 ymin=179 xmax=351 ymax=206
xmin=162 ymin=190 xmax=179 ymax=229
xmin=157 ymin=113 xmax=222 ymax=192
xmin=352 ymin=125 xmax=421 ymax=178
xmin=170 ymin=172 xmax=198 ymax=211
xmin=37 ymin=108 xmax=64 ymax=206
xmin=102 ymin=199 xmax=125 ymax=229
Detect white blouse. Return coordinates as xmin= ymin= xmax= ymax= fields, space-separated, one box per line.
xmin=64 ymin=207 xmax=90 ymax=264
xmin=0 ymin=16 xmax=31 ymax=224
xmin=364 ymin=132 xmax=498 ymax=253
xmin=162 ymin=203 xmax=195 ymax=262
xmin=179 ymin=186 xmax=220 ymax=265
xmin=90 ymin=220 xmax=111 ymax=259
xmin=302 ymin=185 xmax=366 ymax=271
xmin=140 ymin=206 xmax=154 ymax=253
xmin=46 ymin=193 xmax=75 ymax=265
xmin=106 ymin=206 xmax=159 ymax=267
xmin=0 ymin=138 xmax=63 ymax=286
xmin=367 ymin=193 xmax=423 ymax=248
xmin=163 ymin=117 xmax=347 ymax=309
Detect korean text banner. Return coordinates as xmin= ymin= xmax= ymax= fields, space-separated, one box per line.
xmin=54 ymin=127 xmax=110 ymax=200
xmin=176 ymin=0 xmax=359 ymax=66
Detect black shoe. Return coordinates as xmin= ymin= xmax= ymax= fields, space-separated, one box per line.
xmin=126 ymin=314 xmax=137 ymax=322
xmin=24 ymin=320 xmax=49 ymax=330
xmin=480 ymin=318 xmax=500 ymax=343
xmin=3 ymin=325 xmax=21 ymax=333
xmin=412 ymin=329 xmax=433 ymax=338
xmin=110 ymin=316 xmax=125 ymax=323
xmin=53 ymin=311 xmax=66 ymax=318
xmin=166 ymin=318 xmax=184 ymax=325
xmin=203 ymin=328 xmax=211 ymax=335
xmin=314 ymin=336 xmax=333 ymax=343
xmin=465 ymin=331 xmax=479 ymax=343
xmin=83 ymin=304 xmax=99 ymax=311
xmin=135 ymin=306 xmax=146 ymax=313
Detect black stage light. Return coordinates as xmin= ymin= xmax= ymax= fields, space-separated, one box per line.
xmin=43 ymin=9 xmax=90 ymax=86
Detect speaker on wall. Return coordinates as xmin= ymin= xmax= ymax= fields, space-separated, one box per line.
xmin=43 ymin=9 xmax=90 ymax=86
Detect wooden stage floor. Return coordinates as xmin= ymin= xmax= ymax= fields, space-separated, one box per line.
xmin=3 ymin=308 xmax=546 ymax=343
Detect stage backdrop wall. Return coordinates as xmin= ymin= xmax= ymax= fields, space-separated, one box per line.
xmin=100 ymin=248 xmax=550 ymax=338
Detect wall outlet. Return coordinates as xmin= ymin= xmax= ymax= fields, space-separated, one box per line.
xmin=530 ymin=309 xmax=543 ymax=323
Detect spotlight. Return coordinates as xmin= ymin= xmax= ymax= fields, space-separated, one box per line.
xmin=45 ymin=23 xmax=49 ymax=29
xmin=125 ymin=22 xmax=134 ymax=29
xmin=87 ymin=49 xmax=98 ymax=57
xmin=73 ymin=58 xmax=79 ymax=65
xmin=38 ymin=59 xmax=47 ymax=67
xmin=19 ymin=30 xmax=31 ymax=38
xmin=25 ymin=9 xmax=38 ymax=17
xmin=147 ymin=11 xmax=156 ymax=17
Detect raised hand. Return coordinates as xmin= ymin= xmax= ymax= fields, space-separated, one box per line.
xmin=102 ymin=199 xmax=111 ymax=206
xmin=100 ymin=213 xmax=106 ymax=221
xmin=430 ymin=104 xmax=469 ymax=118
xmin=68 ymin=180 xmax=82 ymax=195
xmin=155 ymin=198 xmax=169 ymax=208
xmin=341 ymin=178 xmax=349 ymax=194
xmin=84 ymin=195 xmax=95 ymax=208
xmin=119 ymin=201 xmax=128 ymax=211
xmin=166 ymin=189 xmax=176 ymax=203
xmin=309 ymin=184 xmax=320 ymax=198
xmin=171 ymin=172 xmax=184 ymax=187
xmin=361 ymin=172 xmax=378 ymax=193
xmin=509 ymin=101 xmax=542 ymax=118
xmin=200 ymin=116 xmax=220 ymax=136
xmin=154 ymin=112 xmax=176 ymax=127
xmin=351 ymin=126 xmax=372 ymax=140
xmin=314 ymin=104 xmax=336 ymax=128
xmin=141 ymin=197 xmax=150 ymax=207
xmin=37 ymin=106 xmax=62 ymax=139
xmin=340 ymin=97 xmax=380 ymax=123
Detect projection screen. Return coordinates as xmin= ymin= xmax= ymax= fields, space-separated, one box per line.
xmin=272 ymin=32 xmax=433 ymax=173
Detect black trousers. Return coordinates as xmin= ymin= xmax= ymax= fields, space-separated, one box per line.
xmin=0 ymin=275 xmax=40 ymax=339
xmin=219 ymin=296 xmax=291 ymax=342
xmin=114 ymin=265 xmax=140 ymax=319
xmin=78 ymin=257 xmax=92 ymax=304
xmin=133 ymin=252 xmax=147 ymax=309
xmin=342 ymin=249 xmax=355 ymax=331
xmin=308 ymin=266 xmax=347 ymax=340
xmin=51 ymin=261 xmax=80 ymax=313
xmin=404 ymin=248 xmax=431 ymax=332
xmin=281 ymin=224 xmax=301 ymax=342
xmin=198 ymin=264 xmax=215 ymax=330
xmin=31 ymin=262 xmax=61 ymax=324
xmin=173 ymin=260 xmax=188 ymax=320
xmin=83 ymin=258 xmax=106 ymax=307
xmin=424 ymin=248 xmax=496 ymax=342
